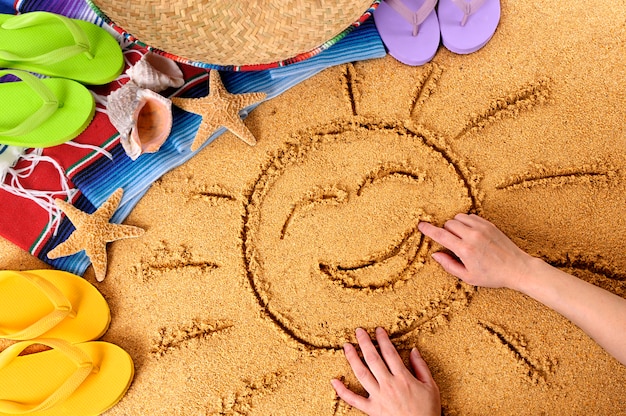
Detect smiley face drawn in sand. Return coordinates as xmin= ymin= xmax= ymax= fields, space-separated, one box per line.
xmin=243 ymin=122 xmax=473 ymax=349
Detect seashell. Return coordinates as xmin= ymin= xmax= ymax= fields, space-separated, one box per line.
xmin=107 ymin=82 xmax=173 ymax=160
xmin=126 ymin=52 xmax=185 ymax=92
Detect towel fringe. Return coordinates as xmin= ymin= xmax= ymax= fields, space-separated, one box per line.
xmin=0 ymin=148 xmax=78 ymax=236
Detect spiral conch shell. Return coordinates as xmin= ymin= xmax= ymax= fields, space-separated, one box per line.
xmin=126 ymin=52 xmax=184 ymax=92
xmin=107 ymin=52 xmax=184 ymax=160
xmin=107 ymin=82 xmax=173 ymax=160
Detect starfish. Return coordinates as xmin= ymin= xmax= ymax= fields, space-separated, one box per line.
xmin=171 ymin=70 xmax=266 ymax=151
xmin=47 ymin=188 xmax=145 ymax=282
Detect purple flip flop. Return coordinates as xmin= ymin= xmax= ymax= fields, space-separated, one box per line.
xmin=438 ymin=0 xmax=501 ymax=54
xmin=374 ymin=0 xmax=440 ymax=66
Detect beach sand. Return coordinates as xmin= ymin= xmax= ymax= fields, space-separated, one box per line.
xmin=1 ymin=0 xmax=626 ymax=414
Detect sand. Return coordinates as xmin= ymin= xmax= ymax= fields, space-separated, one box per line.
xmin=1 ymin=0 xmax=626 ymax=414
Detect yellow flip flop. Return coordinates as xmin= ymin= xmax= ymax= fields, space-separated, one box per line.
xmin=0 ymin=270 xmax=110 ymax=343
xmin=0 ymin=339 xmax=134 ymax=416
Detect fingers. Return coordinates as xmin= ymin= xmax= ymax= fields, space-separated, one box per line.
xmin=343 ymin=340 xmax=379 ymax=393
xmin=420 ymin=214 xmax=489 ymax=241
xmin=455 ymin=213 xmax=499 ymax=235
xmin=443 ymin=216 xmax=472 ymax=238
xmin=410 ymin=347 xmax=436 ymax=386
xmin=463 ymin=213 xmax=492 ymax=227
xmin=419 ymin=214 xmax=492 ymax=257
xmin=355 ymin=328 xmax=390 ymax=382
xmin=375 ymin=327 xmax=408 ymax=376
xmin=453 ymin=213 xmax=478 ymax=226
xmin=330 ymin=378 xmax=370 ymax=411
xmin=335 ymin=330 xmax=440 ymax=414
xmin=431 ymin=252 xmax=468 ymax=280
xmin=418 ymin=221 xmax=461 ymax=252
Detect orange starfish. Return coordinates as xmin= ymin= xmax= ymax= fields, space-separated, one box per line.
xmin=171 ymin=70 xmax=266 ymax=150
xmin=47 ymin=188 xmax=145 ymax=282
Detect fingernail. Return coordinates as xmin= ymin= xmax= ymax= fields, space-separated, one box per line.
xmin=355 ymin=327 xmax=365 ymax=335
xmin=412 ymin=347 xmax=421 ymax=357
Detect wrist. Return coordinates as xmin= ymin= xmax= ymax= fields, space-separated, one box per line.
xmin=506 ymin=254 xmax=546 ymax=293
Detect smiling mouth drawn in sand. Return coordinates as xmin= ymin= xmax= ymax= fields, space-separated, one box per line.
xmin=318 ymin=223 xmax=425 ymax=290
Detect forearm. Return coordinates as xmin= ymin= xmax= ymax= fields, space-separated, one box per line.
xmin=513 ymin=258 xmax=626 ymax=366
xmin=419 ymin=215 xmax=626 ymax=365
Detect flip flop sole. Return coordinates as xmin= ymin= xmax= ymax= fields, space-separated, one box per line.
xmin=0 ymin=341 xmax=134 ymax=416
xmin=0 ymin=76 xmax=95 ymax=148
xmin=0 ymin=13 xmax=124 ymax=85
xmin=0 ymin=270 xmax=111 ymax=342
xmin=374 ymin=0 xmax=440 ymax=66
xmin=438 ymin=0 xmax=501 ymax=55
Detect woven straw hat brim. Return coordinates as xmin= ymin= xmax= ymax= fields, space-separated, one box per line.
xmin=87 ymin=0 xmax=379 ymax=69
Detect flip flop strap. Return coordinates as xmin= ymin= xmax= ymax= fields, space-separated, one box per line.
xmin=450 ymin=0 xmax=488 ymax=26
xmin=0 ymin=70 xmax=59 ymax=137
xmin=385 ymin=0 xmax=438 ymax=36
xmin=0 ymin=270 xmax=74 ymax=340
xmin=0 ymin=339 xmax=93 ymax=414
xmin=0 ymin=11 xmax=94 ymax=66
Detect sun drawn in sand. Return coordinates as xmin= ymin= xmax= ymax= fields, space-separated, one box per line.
xmin=242 ymin=119 xmax=474 ymax=350
xmin=237 ymin=62 xmax=559 ymax=351
xmin=144 ymin=60 xmax=625 ymax=413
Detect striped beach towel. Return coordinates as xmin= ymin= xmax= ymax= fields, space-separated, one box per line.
xmin=0 ymin=0 xmax=385 ymax=275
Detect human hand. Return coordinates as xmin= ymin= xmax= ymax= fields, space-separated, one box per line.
xmin=417 ymin=213 xmax=536 ymax=290
xmin=331 ymin=327 xmax=441 ymax=416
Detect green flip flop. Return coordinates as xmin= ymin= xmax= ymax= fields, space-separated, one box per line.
xmin=0 ymin=11 xmax=124 ymax=85
xmin=0 ymin=70 xmax=95 ymax=148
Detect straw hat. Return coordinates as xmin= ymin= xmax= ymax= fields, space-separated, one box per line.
xmin=88 ymin=0 xmax=378 ymax=69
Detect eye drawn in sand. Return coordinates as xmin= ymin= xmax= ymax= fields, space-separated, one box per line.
xmin=240 ymin=63 xmax=557 ymax=351
xmin=355 ymin=162 xmax=427 ymax=195
xmin=133 ymin=240 xmax=218 ymax=282
xmin=478 ymin=321 xmax=555 ymax=384
xmin=281 ymin=185 xmax=349 ymax=240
